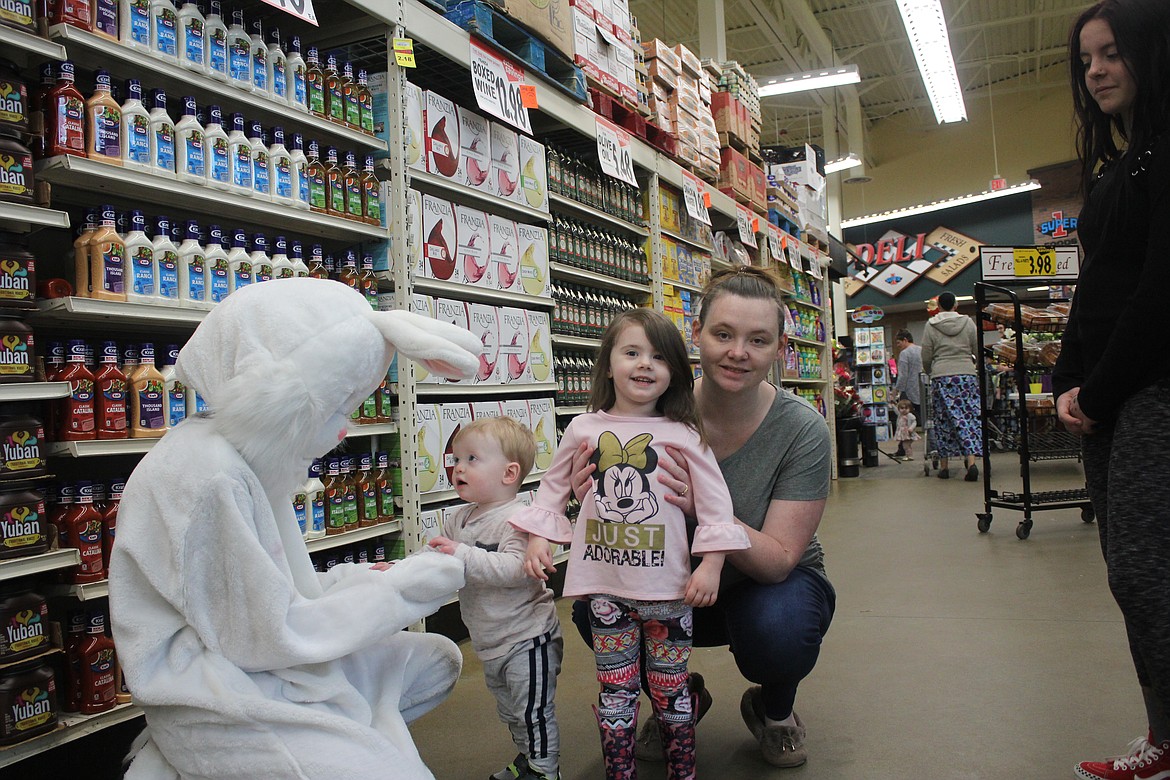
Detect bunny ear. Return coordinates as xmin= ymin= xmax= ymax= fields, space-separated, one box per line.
xmin=365 ymin=309 xmax=482 ymax=381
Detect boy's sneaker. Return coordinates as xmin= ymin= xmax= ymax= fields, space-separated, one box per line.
xmin=740 ymin=686 xmax=807 ymax=768
xmin=490 ymin=754 xmax=529 ymax=780
xmin=1075 ymin=734 xmax=1170 ymax=779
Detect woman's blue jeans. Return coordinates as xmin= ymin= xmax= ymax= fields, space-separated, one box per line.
xmin=572 ymin=566 xmax=835 ymax=719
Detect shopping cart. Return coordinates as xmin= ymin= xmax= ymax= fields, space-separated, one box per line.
xmin=919 ymin=372 xmax=941 ymax=476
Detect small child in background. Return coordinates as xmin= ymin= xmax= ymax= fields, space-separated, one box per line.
xmin=894 ymin=398 xmax=920 ymax=460
xmin=427 ymin=416 xmax=563 ymax=780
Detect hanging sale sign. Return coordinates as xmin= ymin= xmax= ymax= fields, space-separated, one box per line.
xmin=736 ymin=205 xmax=758 ymax=248
xmin=766 ymin=223 xmax=785 ymax=265
xmin=260 ymin=0 xmax=317 ymax=24
xmin=681 ymin=170 xmax=711 ymax=225
xmin=979 ymin=245 xmax=1080 ymax=281
xmin=469 ymin=40 xmax=532 ymax=134
xmin=595 ymin=116 xmax=638 ymax=188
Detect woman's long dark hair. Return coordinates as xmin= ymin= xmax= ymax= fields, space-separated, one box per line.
xmin=1068 ymin=0 xmax=1170 ymax=194
xmin=588 ymin=307 xmax=704 ymax=439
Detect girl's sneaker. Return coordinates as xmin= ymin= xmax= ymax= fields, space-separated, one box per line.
xmin=1075 ymin=734 xmax=1170 ymax=779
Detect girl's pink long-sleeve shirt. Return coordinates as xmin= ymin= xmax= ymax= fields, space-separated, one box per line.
xmin=510 ymin=410 xmax=750 ymax=602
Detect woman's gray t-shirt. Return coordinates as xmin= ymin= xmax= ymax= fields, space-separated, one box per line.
xmin=690 ymin=388 xmax=832 ymax=591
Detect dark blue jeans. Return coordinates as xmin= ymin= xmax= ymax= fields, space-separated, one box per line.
xmin=572 ymin=566 xmax=835 ymax=720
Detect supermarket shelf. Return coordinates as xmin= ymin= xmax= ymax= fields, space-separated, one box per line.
xmin=305 ymin=520 xmax=403 ymax=554
xmin=552 ymin=334 xmax=602 ymax=349
xmin=0 ymin=382 xmax=71 ymax=403
xmin=663 ymin=279 xmax=702 ymax=294
xmin=36 ymin=155 xmax=387 ymax=242
xmin=556 ymin=405 xmax=588 ymax=416
xmin=655 ymin=163 xmax=739 ymax=221
xmin=422 ymin=469 xmax=548 ymax=506
xmin=0 ymin=24 xmax=66 ymax=60
xmin=661 ymin=228 xmax=713 ymax=253
xmin=46 ymin=438 xmax=159 ymax=457
xmin=549 ymin=193 xmax=648 ymax=236
xmin=0 ymin=548 xmax=81 ymax=583
xmin=401 ymin=0 xmax=659 ymax=170
xmin=48 ymin=25 xmax=385 ymax=152
xmin=0 ymin=202 xmax=70 ymax=233
xmin=786 ymin=296 xmax=821 ymax=309
xmin=790 ymin=336 xmax=827 ymax=348
xmin=549 ymin=262 xmax=651 ymax=294
xmin=404 ymin=168 xmax=552 ymax=224
xmin=413 ymin=278 xmax=554 ymax=309
xmin=346 ymin=422 xmax=398 ymax=438
xmin=33 ymin=297 xmax=207 ymax=330
xmin=0 ymin=703 xmax=143 ymax=769
xmin=418 ymin=382 xmax=558 ymax=397
xmin=49 ymin=578 xmax=110 ymax=600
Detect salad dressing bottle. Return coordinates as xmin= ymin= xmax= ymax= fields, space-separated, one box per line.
xmin=85 ymin=69 xmax=121 ymax=165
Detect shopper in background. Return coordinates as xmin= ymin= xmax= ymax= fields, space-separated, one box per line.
xmin=893 ymin=329 xmax=923 ymax=456
xmin=564 ymin=267 xmax=835 ymax=770
xmin=1055 ymin=2 xmax=1170 ymax=778
xmin=920 ymin=291 xmax=982 ymax=481
xmin=426 ymin=416 xmax=563 ymax=780
xmin=893 ymin=398 xmax=920 ymax=461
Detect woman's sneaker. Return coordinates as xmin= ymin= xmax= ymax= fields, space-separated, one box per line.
xmin=1075 ymin=733 xmax=1170 ymax=779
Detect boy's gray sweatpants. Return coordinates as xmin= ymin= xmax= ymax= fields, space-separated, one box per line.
xmin=483 ymin=628 xmax=563 ymax=776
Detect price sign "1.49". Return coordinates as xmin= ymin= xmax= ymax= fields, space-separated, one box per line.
xmin=595 ymin=116 xmax=638 ymax=188
xmin=469 ymin=40 xmax=532 ymax=135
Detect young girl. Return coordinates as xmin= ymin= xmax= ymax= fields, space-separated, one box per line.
xmin=894 ymin=398 xmax=919 ymax=459
xmin=511 ymin=308 xmax=749 ymax=780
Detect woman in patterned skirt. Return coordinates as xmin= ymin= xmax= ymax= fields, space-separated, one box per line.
xmin=921 ymin=291 xmax=983 ymax=481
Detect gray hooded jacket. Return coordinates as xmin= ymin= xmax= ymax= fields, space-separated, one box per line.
xmin=921 ymin=311 xmax=978 ymax=377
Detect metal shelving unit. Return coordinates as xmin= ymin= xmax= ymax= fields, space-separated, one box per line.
xmin=0 ymin=704 xmax=143 ymax=769
xmin=549 ymin=262 xmax=651 ymax=295
xmin=0 ymin=23 xmax=66 ymax=60
xmin=404 ymin=168 xmax=553 ymax=225
xmin=0 ymin=202 xmax=70 ymax=233
xmin=0 ymin=382 xmax=71 ymax=403
xmin=304 ymin=520 xmax=404 ymax=553
xmin=549 ymin=192 xmax=648 ymax=237
xmin=0 ymin=548 xmax=81 ymax=582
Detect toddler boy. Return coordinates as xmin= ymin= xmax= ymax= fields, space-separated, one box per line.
xmin=428 ymin=416 xmax=562 ymax=780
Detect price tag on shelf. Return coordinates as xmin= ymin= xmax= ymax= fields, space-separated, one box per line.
xmin=766 ymin=223 xmax=784 ymax=265
xmin=260 ymin=0 xmax=317 ymax=25
xmin=681 ymin=170 xmax=710 ymax=225
xmin=469 ymin=40 xmax=532 ymax=134
xmin=519 ymin=84 xmax=539 ymax=109
xmin=393 ymin=38 xmax=417 ymax=68
xmin=980 ymin=245 xmax=1080 ymax=281
xmin=1013 ymin=247 xmax=1057 ymax=277
xmin=595 ymin=116 xmax=638 ymax=188
xmin=736 ymin=205 xmax=758 ymax=248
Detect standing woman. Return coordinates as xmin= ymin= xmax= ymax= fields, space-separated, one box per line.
xmin=920 ymin=291 xmax=982 ymax=481
xmin=1055 ymin=2 xmax=1170 ymax=778
xmin=568 ymin=267 xmax=835 ymax=769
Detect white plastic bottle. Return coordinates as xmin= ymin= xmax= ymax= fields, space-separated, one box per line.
xmin=285 ymin=34 xmax=307 ymax=112
xmin=248 ymin=18 xmax=268 ymax=97
xmin=160 ymin=344 xmax=187 ymax=430
xmin=226 ymin=112 xmax=251 ymax=196
xmin=270 ymin=235 xmax=293 ymax=279
xmin=175 ymin=96 xmax=206 ymax=185
xmin=268 ymin=126 xmax=294 ymax=208
xmin=152 ymin=215 xmax=181 ymax=306
xmin=226 ymin=9 xmax=252 ymax=92
xmin=120 ymin=0 xmax=151 ymax=51
xmin=177 ymin=220 xmax=208 ymax=308
xmin=148 ymin=89 xmax=176 ymax=178
xmin=248 ymin=119 xmax=271 ymax=201
xmin=204 ymin=224 xmax=230 ymax=305
xmin=149 ymin=0 xmax=179 ymax=62
xmin=288 ymin=239 xmax=311 ymax=279
xmin=292 ymin=480 xmax=309 ymax=538
xmin=266 ymin=26 xmax=287 ymax=104
xmin=123 ymin=210 xmax=158 ymax=304
xmin=177 ymin=0 xmax=207 ymax=75
xmin=303 ymin=460 xmax=326 ymax=540
xmin=288 ymin=132 xmax=310 ymax=211
xmin=120 ymin=78 xmax=152 ymax=172
xmin=249 ymin=233 xmax=273 ymax=283
xmin=204 ymin=0 xmax=229 ymax=82
xmin=202 ymin=104 xmax=230 ymax=190
xmin=226 ymin=228 xmax=253 ymax=294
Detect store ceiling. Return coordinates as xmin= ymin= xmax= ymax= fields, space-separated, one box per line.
xmin=631 ymin=0 xmax=1086 ymax=158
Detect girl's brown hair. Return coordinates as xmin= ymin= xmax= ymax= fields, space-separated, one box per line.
xmin=696 ymin=266 xmax=790 ymax=337
xmin=588 ymin=308 xmax=703 ymax=438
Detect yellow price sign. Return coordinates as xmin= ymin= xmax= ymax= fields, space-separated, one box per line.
xmin=393 ymin=38 xmax=417 ymax=68
xmin=1013 ymin=247 xmax=1057 ymax=277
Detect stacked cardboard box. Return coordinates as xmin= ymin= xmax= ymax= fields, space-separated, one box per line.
xmin=630 ymin=16 xmax=651 ymax=116
xmin=706 ymin=59 xmax=762 ymax=153
xmin=717 ymin=146 xmax=767 ymax=212
xmin=639 ymin=40 xmax=719 ymax=177
xmin=570 ymin=0 xmax=640 ymax=106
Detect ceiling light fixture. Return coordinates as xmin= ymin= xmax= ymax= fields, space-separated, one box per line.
xmin=841 ymin=180 xmax=1042 ymax=228
xmin=896 ymin=0 xmax=967 ymax=123
xmin=824 ymin=153 xmax=862 ymax=174
xmin=757 ymin=65 xmax=860 ymax=97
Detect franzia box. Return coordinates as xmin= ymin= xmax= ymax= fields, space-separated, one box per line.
xmin=466 ymin=302 xmax=500 ymax=384
xmin=433 ymin=298 xmax=469 ymax=384
xmin=489 ymin=215 xmax=519 ymax=292
xmin=439 ymin=402 xmax=474 ymax=489
xmin=409 ymin=292 xmax=438 ymax=386
xmin=525 ymin=309 xmax=552 ymax=385
xmin=419 ymin=508 xmax=441 ymax=541
xmin=496 ymin=306 xmax=529 ymax=385
xmin=425 ymin=90 xmax=460 ymax=180
xmin=455 ymin=204 xmax=492 ymax=288
xmin=501 ymin=399 xmax=531 ymax=432
xmin=415 ymin=403 xmax=443 ymax=493
xmin=458 ymin=106 xmax=491 ymax=191
xmin=490 ymin=121 xmax=520 ymax=201
xmin=518 ymin=135 xmax=548 ymax=212
xmin=405 ymin=188 xmax=422 ymax=277
xmin=405 ymin=80 xmax=424 ymax=171
xmin=471 ymin=400 xmax=503 ymax=419
xmin=516 ymin=223 xmax=550 ymax=297
xmin=527 ymin=396 xmax=555 ymax=472
xmin=421 ymin=194 xmax=456 ymax=281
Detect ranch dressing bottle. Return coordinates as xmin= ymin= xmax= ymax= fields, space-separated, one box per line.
xmin=177 ymin=220 xmax=207 ymax=308
xmin=151 ymin=215 xmax=180 ymax=305
xmin=123 ymin=210 xmax=158 ymax=304
xmin=177 ymin=0 xmax=207 ymax=75
xmin=226 ymin=228 xmax=252 ymax=294
xmin=203 ymin=0 xmax=229 ymax=82
xmin=226 ymin=112 xmax=251 ymax=196
xmin=149 ymin=0 xmax=179 ymax=63
xmin=268 ymin=126 xmax=294 ymax=208
xmin=203 ymin=224 xmax=230 ymax=305
xmin=147 ymin=89 xmax=176 ymax=178
xmin=303 ymin=460 xmax=326 ymax=539
xmin=269 ymin=235 xmax=293 ymax=279
xmin=226 ymin=9 xmax=252 ymax=92
xmin=119 ymin=79 xmax=151 ymax=172
xmin=285 ymin=35 xmax=308 ymax=112
xmin=202 ymin=104 xmax=230 ymax=190
xmin=288 ymin=132 xmax=310 ymax=210
xmin=247 ymin=119 xmax=270 ymax=200
xmin=120 ymin=0 xmax=151 ymax=51
xmin=159 ymin=345 xmax=186 ymax=429
xmin=174 ymin=96 xmax=206 ymax=184
xmin=248 ymin=233 xmax=272 ymax=283
xmin=288 ymin=239 xmax=309 ymax=277
xmin=266 ymin=27 xmax=287 ymax=104
xmin=248 ymin=18 xmax=269 ymax=96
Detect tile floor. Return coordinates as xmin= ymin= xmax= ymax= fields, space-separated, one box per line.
xmin=411 ymin=450 xmax=1142 ymax=780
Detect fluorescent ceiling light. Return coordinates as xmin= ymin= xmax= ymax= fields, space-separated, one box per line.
xmin=825 ymin=153 xmax=862 ymax=174
xmin=841 ymin=181 xmax=1042 ymax=228
xmin=896 ymin=0 xmax=967 ymax=123
xmin=758 ymin=65 xmax=860 ymax=97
